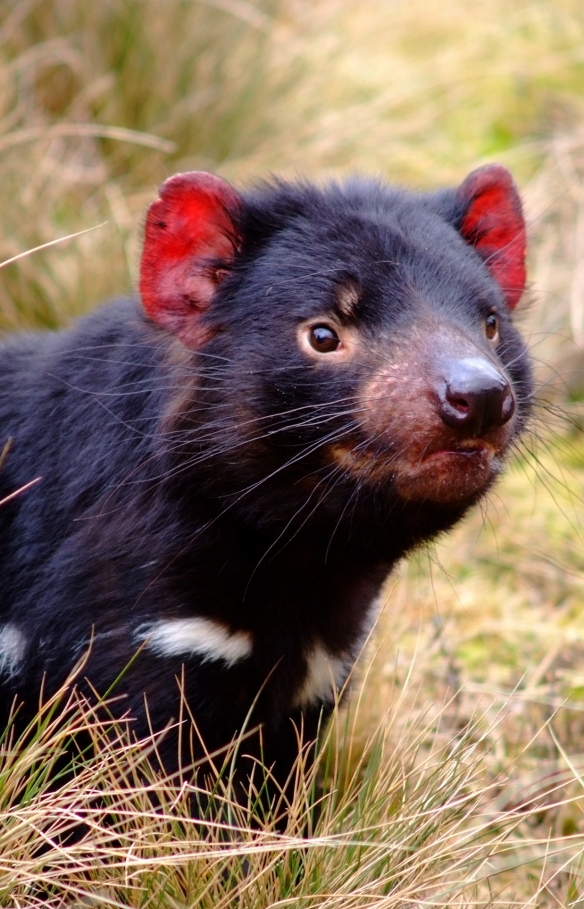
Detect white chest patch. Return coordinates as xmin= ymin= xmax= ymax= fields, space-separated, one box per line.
xmin=293 ymin=644 xmax=353 ymax=709
xmin=135 ymin=617 xmax=253 ymax=668
xmin=0 ymin=623 xmax=26 ymax=678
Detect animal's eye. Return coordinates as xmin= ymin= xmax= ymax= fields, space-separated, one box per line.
xmin=485 ymin=312 xmax=499 ymax=341
xmin=308 ymin=325 xmax=342 ymax=353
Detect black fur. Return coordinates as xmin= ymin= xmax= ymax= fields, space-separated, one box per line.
xmin=0 ymin=175 xmax=532 ymax=804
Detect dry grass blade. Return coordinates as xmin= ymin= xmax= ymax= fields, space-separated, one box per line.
xmin=0 ymin=225 xmax=107 ymax=271
xmin=0 ymin=124 xmax=175 ymax=155
xmin=0 ymin=475 xmax=41 ymax=507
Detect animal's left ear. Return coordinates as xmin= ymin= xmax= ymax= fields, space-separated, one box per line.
xmin=456 ymin=164 xmax=526 ymax=309
xmin=139 ymin=171 xmax=243 ymax=348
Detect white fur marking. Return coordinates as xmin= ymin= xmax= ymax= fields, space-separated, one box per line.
xmin=293 ymin=644 xmax=352 ymax=709
xmin=136 ymin=617 xmax=253 ymax=667
xmin=0 ymin=624 xmax=26 ymax=678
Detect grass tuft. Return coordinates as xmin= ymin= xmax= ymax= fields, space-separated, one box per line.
xmin=2 ymin=669 xmax=584 ymax=908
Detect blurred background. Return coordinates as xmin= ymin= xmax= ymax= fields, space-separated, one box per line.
xmin=1 ymin=0 xmax=584 ymax=901
xmin=1 ymin=0 xmax=583 ymax=348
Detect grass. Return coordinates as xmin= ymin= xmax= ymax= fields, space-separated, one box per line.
xmin=1 ymin=0 xmax=584 ymax=905
xmin=2 ymin=663 xmax=582 ymax=907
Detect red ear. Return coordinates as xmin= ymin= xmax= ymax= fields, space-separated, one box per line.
xmin=139 ymin=171 xmax=242 ymax=347
xmin=457 ymin=164 xmax=526 ymax=309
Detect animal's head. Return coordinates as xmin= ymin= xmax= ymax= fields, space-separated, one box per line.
xmin=139 ymin=165 xmax=529 ymax=511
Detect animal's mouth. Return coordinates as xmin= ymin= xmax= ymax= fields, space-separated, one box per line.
xmin=420 ymin=440 xmax=491 ymax=462
xmin=404 ymin=441 xmax=500 ymax=500
xmin=330 ymin=436 xmax=503 ymax=505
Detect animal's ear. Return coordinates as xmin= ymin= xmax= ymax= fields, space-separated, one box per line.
xmin=139 ymin=171 xmax=243 ymax=347
xmin=456 ymin=164 xmax=526 ymax=309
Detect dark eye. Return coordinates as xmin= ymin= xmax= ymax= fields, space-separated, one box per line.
xmin=485 ymin=312 xmax=499 ymax=341
xmin=309 ymin=324 xmax=341 ymax=353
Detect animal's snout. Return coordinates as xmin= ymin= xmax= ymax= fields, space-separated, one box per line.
xmin=437 ymin=356 xmax=515 ymax=436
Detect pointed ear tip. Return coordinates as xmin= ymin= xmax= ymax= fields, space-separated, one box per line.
xmin=157 ymin=170 xmax=236 ymax=201
xmin=462 ymin=163 xmax=518 ymax=195
xmin=471 ymin=162 xmax=512 ymax=178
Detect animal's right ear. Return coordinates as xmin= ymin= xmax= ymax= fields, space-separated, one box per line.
xmin=139 ymin=172 xmax=243 ymax=348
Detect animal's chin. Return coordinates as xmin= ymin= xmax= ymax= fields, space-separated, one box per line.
xmin=330 ymin=440 xmax=503 ymax=505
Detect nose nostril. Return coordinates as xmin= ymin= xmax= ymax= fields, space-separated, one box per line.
xmin=450 ymin=395 xmax=470 ymax=412
xmin=501 ymin=391 xmax=515 ymax=422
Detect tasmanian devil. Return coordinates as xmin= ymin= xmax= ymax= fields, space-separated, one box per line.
xmin=0 ymin=165 xmax=531 ymax=806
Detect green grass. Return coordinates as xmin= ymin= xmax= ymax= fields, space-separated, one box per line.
xmin=1 ymin=0 xmax=584 ymax=905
